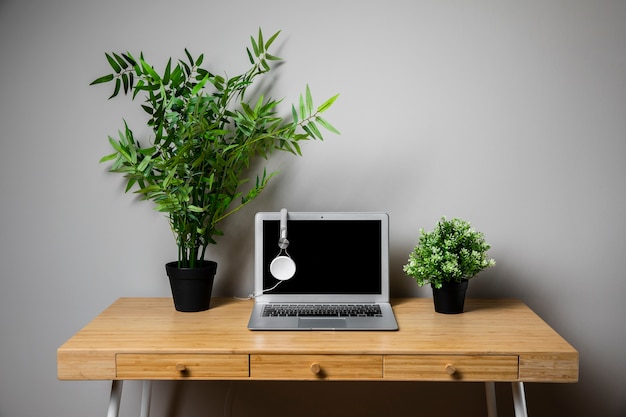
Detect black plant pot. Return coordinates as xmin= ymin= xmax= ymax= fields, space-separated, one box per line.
xmin=431 ymin=279 xmax=468 ymax=314
xmin=165 ymin=260 xmax=218 ymax=312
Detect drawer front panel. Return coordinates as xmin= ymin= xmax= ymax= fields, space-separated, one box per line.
xmin=250 ymin=355 xmax=383 ymax=380
xmin=116 ymin=354 xmax=249 ymax=379
xmin=384 ymin=355 xmax=518 ymax=381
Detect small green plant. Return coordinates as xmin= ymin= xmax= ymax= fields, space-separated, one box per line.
xmin=403 ymin=217 xmax=495 ymax=288
xmin=92 ymin=28 xmax=339 ymax=268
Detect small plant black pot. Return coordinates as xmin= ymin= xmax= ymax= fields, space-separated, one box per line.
xmin=431 ymin=279 xmax=469 ymax=314
xmin=165 ymin=260 xmax=218 ymax=312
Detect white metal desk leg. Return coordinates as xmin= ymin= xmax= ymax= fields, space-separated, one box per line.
xmin=485 ymin=382 xmax=498 ymax=417
xmin=140 ymin=380 xmax=152 ymax=417
xmin=107 ymin=380 xmax=123 ymax=417
xmin=512 ymin=382 xmax=528 ymax=417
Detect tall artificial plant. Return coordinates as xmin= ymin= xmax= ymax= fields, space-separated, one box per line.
xmin=92 ymin=29 xmax=339 ymax=268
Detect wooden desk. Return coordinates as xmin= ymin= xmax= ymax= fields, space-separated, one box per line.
xmin=57 ymin=298 xmax=578 ymax=417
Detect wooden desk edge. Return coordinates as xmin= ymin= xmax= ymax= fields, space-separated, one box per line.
xmin=57 ymin=297 xmax=579 ymax=383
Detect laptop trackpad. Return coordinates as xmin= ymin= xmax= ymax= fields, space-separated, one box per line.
xmin=298 ymin=318 xmax=347 ymax=329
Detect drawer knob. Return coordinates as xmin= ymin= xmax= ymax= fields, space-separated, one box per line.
xmin=445 ymin=364 xmax=456 ymax=375
xmin=310 ymin=363 xmax=321 ymax=375
xmin=175 ymin=362 xmax=187 ymax=372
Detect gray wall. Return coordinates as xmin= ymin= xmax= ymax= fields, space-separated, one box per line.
xmin=1 ymin=1 xmax=625 ymax=416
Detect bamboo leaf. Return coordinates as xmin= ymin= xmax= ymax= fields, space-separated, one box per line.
xmin=122 ymin=52 xmax=137 ymax=67
xmin=246 ymin=47 xmax=254 ymax=64
xmin=90 ymin=74 xmax=114 ymax=85
xmin=250 ymin=35 xmax=259 ymax=57
xmin=107 ymin=136 xmax=131 ymax=161
xmin=257 ymin=28 xmax=265 ymax=54
xmin=307 ymin=121 xmax=323 ymax=140
xmin=264 ymin=30 xmax=281 ymax=50
xmin=315 ymin=116 xmax=340 ymax=134
xmin=122 ymin=73 xmax=129 ymax=94
xmin=99 ymin=152 xmax=118 ymax=163
xmin=291 ymin=104 xmax=299 ymax=123
xmin=316 ymin=93 xmax=339 ymax=113
xmin=125 ymin=178 xmax=136 ymax=193
xmin=141 ymin=59 xmax=160 ymax=82
xmin=299 ymin=93 xmax=306 ymax=120
xmin=112 ymin=52 xmax=128 ymax=69
xmin=109 ymin=78 xmax=121 ymax=99
xmin=105 ymin=53 xmax=121 ymax=73
xmin=305 ymin=85 xmax=313 ymax=116
xmin=184 ymin=48 xmax=194 ymax=67
xmin=133 ymin=80 xmax=144 ymax=99
xmin=190 ymin=73 xmax=209 ymax=95
xmin=136 ymin=154 xmax=151 ymax=172
xmin=163 ymin=58 xmax=172 ymax=85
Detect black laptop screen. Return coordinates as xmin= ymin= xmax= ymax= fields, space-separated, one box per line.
xmin=262 ymin=219 xmax=382 ymax=294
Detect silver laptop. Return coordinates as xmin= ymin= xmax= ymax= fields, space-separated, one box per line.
xmin=247 ymin=211 xmax=398 ymax=330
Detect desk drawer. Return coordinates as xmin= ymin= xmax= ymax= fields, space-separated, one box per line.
xmin=116 ymin=354 xmax=249 ymax=379
xmin=384 ymin=355 xmax=518 ymax=381
xmin=250 ymin=355 xmax=383 ymax=380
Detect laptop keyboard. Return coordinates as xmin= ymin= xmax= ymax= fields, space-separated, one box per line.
xmin=262 ymin=304 xmax=383 ymax=317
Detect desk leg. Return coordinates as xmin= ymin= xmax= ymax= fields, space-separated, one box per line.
xmin=107 ymin=380 xmax=123 ymax=417
xmin=485 ymin=382 xmax=498 ymax=417
xmin=512 ymin=382 xmax=528 ymax=417
xmin=140 ymin=380 xmax=152 ymax=417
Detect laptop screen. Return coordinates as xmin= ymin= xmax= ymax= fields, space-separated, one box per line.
xmin=255 ymin=212 xmax=389 ymax=300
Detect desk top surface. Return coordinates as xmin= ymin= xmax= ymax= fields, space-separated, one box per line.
xmin=57 ymin=297 xmax=578 ymax=382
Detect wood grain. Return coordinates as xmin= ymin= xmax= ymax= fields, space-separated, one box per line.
xmin=57 ymin=297 xmax=578 ymax=382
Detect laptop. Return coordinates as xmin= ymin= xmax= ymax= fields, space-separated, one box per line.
xmin=247 ymin=211 xmax=398 ymax=330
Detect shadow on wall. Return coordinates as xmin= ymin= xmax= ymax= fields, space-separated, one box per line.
xmin=149 ymin=380 xmax=502 ymax=417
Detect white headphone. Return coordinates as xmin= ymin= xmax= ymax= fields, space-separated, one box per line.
xmin=269 ymin=208 xmax=297 ymax=280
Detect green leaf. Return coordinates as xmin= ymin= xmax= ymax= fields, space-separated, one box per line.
xmin=316 ymin=94 xmax=339 ymax=113
xmin=307 ymin=121 xmax=323 ymax=140
xmin=257 ymin=28 xmax=265 ymax=54
xmin=190 ymin=73 xmax=209 ymax=95
xmin=264 ymin=30 xmax=281 ymax=50
xmin=246 ymin=47 xmax=254 ymax=64
xmin=141 ymin=59 xmax=160 ymax=82
xmin=250 ymin=35 xmax=259 ymax=57
xmin=291 ymin=104 xmax=299 ymax=123
xmin=122 ymin=73 xmax=129 ymax=94
xmin=112 ymin=53 xmax=128 ymax=69
xmin=125 ymin=178 xmax=136 ymax=193
xmin=133 ymin=80 xmax=145 ymax=99
xmin=99 ymin=152 xmax=118 ymax=163
xmin=136 ymin=154 xmax=151 ymax=172
xmin=184 ymin=48 xmax=194 ymax=67
xmin=163 ymin=58 xmax=172 ymax=85
xmin=315 ymin=116 xmax=340 ymax=134
xmin=107 ymin=136 xmax=130 ymax=161
xmin=195 ymin=53 xmax=204 ymax=67
xmin=90 ymin=74 xmax=114 ymax=85
xmin=105 ymin=53 xmax=121 ymax=73
xmin=299 ymin=93 xmax=306 ymax=120
xmin=122 ymin=52 xmax=137 ymax=67
xmin=109 ymin=78 xmax=121 ymax=99
xmin=305 ymin=85 xmax=313 ymax=116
